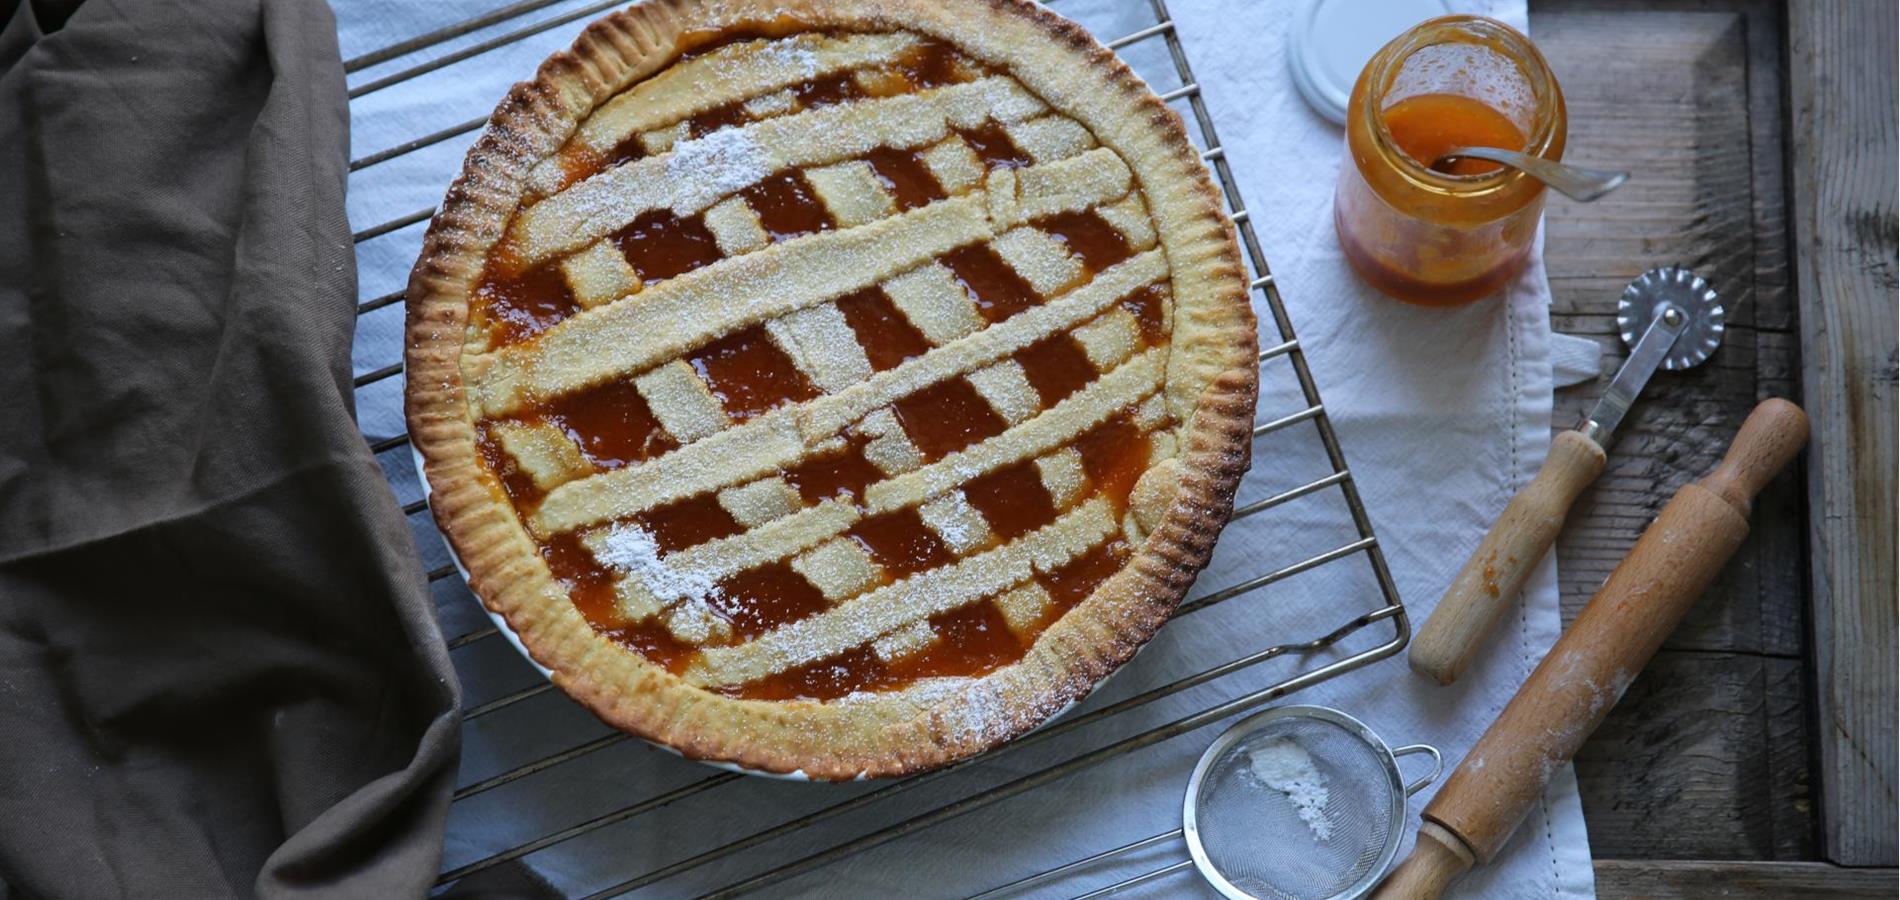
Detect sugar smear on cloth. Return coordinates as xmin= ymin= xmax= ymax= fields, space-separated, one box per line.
xmin=1248 ymin=738 xmax=1333 ymax=841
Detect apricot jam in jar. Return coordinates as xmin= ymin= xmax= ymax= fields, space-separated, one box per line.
xmin=1334 ymin=16 xmax=1565 ymax=306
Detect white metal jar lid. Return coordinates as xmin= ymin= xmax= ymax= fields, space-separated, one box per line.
xmin=1286 ymin=0 xmax=1452 ymax=125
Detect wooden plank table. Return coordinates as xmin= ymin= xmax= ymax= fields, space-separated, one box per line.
xmin=1528 ymin=0 xmax=1897 ymax=895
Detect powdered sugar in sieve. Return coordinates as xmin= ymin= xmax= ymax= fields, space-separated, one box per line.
xmin=1184 ymin=706 xmax=1441 ymax=900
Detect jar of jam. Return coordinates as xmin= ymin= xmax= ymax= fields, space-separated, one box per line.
xmin=1334 ymin=16 xmax=1566 ymax=306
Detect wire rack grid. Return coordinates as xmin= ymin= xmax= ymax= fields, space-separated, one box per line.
xmin=340 ymin=0 xmax=1409 ymax=895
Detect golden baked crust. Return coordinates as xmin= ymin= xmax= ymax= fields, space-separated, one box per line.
xmin=405 ymin=0 xmax=1258 ymax=779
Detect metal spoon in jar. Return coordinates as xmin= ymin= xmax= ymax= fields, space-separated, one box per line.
xmin=1431 ymin=146 xmax=1629 ymax=202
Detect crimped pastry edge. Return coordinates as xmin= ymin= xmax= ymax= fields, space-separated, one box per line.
xmin=403 ymin=0 xmax=1259 ymax=779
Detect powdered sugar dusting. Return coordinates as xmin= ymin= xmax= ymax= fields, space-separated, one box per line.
xmin=704 ymin=34 xmax=820 ymax=84
xmin=838 ymin=676 xmax=1016 ymax=746
xmin=938 ymin=680 xmax=1007 ymax=742
xmin=596 ymin=521 xmax=723 ymax=604
xmin=761 ymin=38 xmax=820 ymax=79
xmin=1249 ymin=738 xmax=1333 ymax=841
xmin=933 ymin=513 xmax=974 ymax=549
xmin=924 ymin=491 xmax=980 ymax=551
xmin=667 ymin=127 xmax=770 ymax=202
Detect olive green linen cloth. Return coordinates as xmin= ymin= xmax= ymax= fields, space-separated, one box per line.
xmin=0 ymin=0 xmax=461 ymax=896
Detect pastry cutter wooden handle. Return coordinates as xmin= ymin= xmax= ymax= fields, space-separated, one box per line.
xmin=1410 ymin=268 xmax=1727 ymax=684
xmin=1374 ymin=398 xmax=1808 ymax=899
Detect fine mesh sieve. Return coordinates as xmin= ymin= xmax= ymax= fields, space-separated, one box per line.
xmin=1183 ymin=706 xmax=1441 ymax=900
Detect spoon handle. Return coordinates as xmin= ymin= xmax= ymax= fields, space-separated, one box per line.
xmin=1442 ymin=146 xmax=1629 ymax=202
xmin=1507 ymin=154 xmax=1628 ymax=201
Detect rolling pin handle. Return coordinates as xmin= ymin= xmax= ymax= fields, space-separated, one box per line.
xmin=1374 ymin=821 xmax=1476 ymax=900
xmin=1697 ymin=397 xmax=1809 ymax=515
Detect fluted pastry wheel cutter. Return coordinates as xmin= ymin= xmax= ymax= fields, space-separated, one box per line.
xmin=1409 ymin=267 xmax=1727 ymax=684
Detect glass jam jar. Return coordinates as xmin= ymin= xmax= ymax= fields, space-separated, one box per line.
xmin=1334 ymin=16 xmax=1566 ymax=307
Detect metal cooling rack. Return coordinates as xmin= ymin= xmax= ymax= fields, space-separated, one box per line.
xmin=342 ymin=0 xmax=1408 ymax=895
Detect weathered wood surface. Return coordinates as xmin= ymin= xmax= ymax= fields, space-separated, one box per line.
xmin=1571 ymin=651 xmax=1812 ymax=858
xmin=1596 ymin=859 xmax=1899 ymax=898
xmin=1528 ymin=2 xmax=1814 ymax=863
xmin=1787 ymin=0 xmax=1900 ymax=868
xmin=1533 ymin=0 xmax=1803 ymax=657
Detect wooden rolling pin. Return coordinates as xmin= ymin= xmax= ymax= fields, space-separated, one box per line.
xmin=1374 ymin=398 xmax=1808 ymax=899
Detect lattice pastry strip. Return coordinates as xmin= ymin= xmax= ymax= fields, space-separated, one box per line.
xmin=718 ymin=477 xmax=804 ymax=527
xmin=511 ymin=76 xmax=1048 ymax=263
xmin=991 ymin=226 xmax=1086 ymax=297
xmin=685 ymin=496 xmax=1117 ymax=687
xmin=1004 ymin=115 xmax=1097 ymax=164
xmin=1035 ymin=448 xmax=1089 ymax=509
xmin=882 ymin=261 xmax=984 ymax=345
xmin=855 ymin=407 xmax=925 ymax=476
xmin=584 ymin=520 xmax=719 ymax=623
xmin=792 ymin=538 xmax=884 ymax=602
xmin=852 ymin=52 xmax=985 ymax=97
xmin=743 ymin=89 xmax=799 ymax=118
xmin=765 ymin=302 xmax=876 ymax=393
xmin=490 ymin=420 xmax=591 ymax=490
xmin=639 ymin=122 xmax=688 ymax=157
xmin=1095 ymin=192 xmax=1159 ymax=252
xmin=666 ymin=600 xmax=733 ymax=645
xmin=641 ymin=498 xmax=857 ymax=591
xmin=613 ymin=580 xmax=669 ymax=624
xmin=560 ymin=240 xmax=642 ymax=309
xmin=579 ymin=32 xmax=922 ymax=149
xmin=986 ymin=146 xmax=1133 ymax=230
xmin=871 ymin=620 xmax=939 ymax=663
xmin=703 ymin=195 xmax=771 ymax=256
xmin=919 ymin=135 xmax=986 ymax=194
xmin=1132 ymin=390 xmax=1172 ymax=432
xmin=966 ymin=360 xmax=1041 ymax=425
xmin=804 ymin=160 xmax=897 ymax=228
xmin=1071 ymin=305 xmax=1143 ymax=371
xmin=524 ymin=32 xmax=925 ymax=193
xmin=993 ymin=581 xmax=1053 ymax=635
xmin=580 ymin=504 xmax=852 ymax=645
xmin=527 ymin=250 xmax=1170 ymax=534
xmin=917 ymin=490 xmax=996 ymax=555
xmin=635 ymin=361 xmax=730 ymax=444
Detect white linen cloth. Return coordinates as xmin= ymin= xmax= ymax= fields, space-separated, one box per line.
xmin=337 ymin=1 xmax=1594 ymax=896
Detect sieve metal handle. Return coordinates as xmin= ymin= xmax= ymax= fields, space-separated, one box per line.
xmin=1392 ymin=744 xmax=1443 ymax=797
